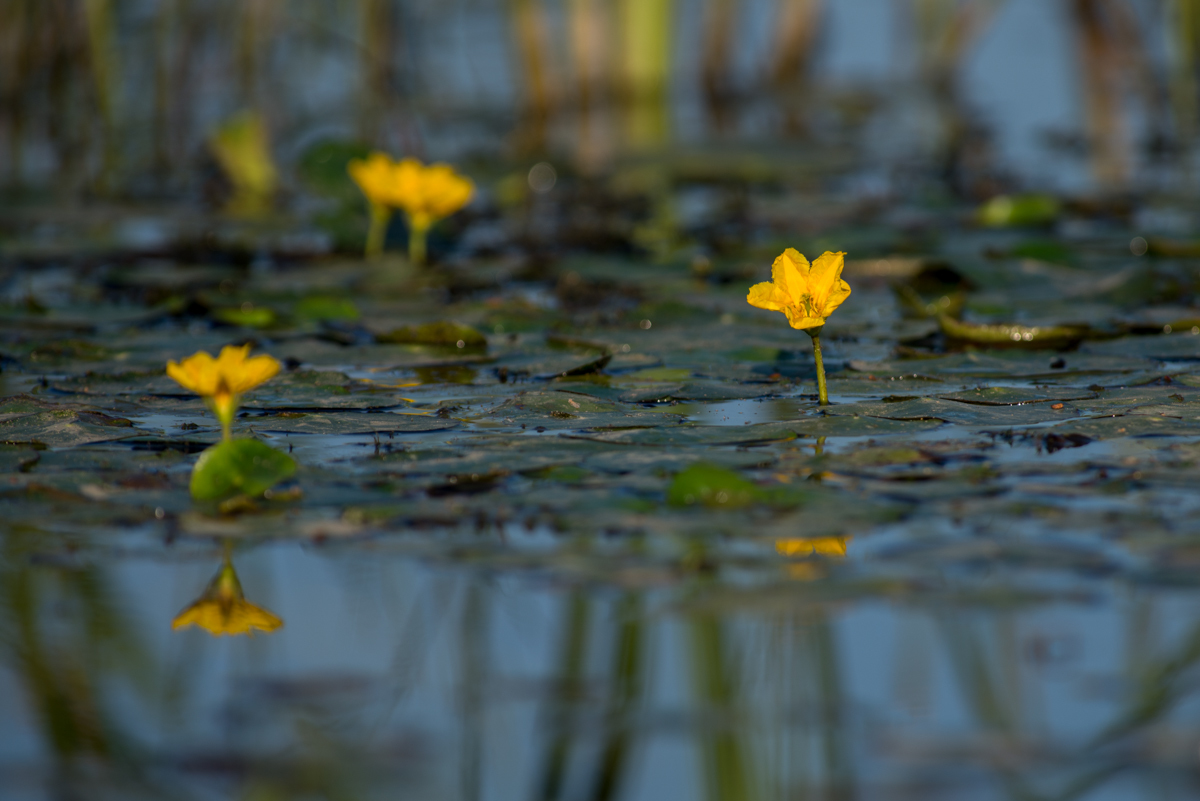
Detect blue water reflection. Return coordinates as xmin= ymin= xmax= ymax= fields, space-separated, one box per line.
xmin=4 ymin=540 xmax=1199 ymax=800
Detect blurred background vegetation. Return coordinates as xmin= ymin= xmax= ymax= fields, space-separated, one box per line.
xmin=4 ymin=0 xmax=1200 ymax=207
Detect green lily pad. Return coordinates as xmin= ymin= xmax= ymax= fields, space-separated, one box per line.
xmin=376 ymin=321 xmax=488 ymax=349
xmin=190 ymin=439 xmax=297 ymax=501
xmin=939 ymin=315 xmax=1091 ymax=350
xmin=294 ymin=296 xmax=360 ymax=322
xmin=666 ymin=463 xmax=765 ymax=508
xmin=977 ymin=194 xmax=1060 ymax=227
xmin=213 ymin=304 xmax=278 ymax=328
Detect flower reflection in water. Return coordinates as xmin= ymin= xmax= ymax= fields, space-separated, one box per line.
xmin=776 ymin=536 xmax=851 ymax=580
xmin=172 ymin=549 xmax=282 ymax=637
xmin=775 ymin=536 xmax=850 ymax=558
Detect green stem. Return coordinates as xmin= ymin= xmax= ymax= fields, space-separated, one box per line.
xmin=810 ymin=330 xmax=828 ymax=406
xmin=365 ymin=203 xmax=389 ymax=259
xmin=408 ymin=219 xmax=429 ymax=266
xmin=206 ymin=397 xmax=235 ymax=442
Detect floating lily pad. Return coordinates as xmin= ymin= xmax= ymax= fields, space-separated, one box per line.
xmin=977 ymin=194 xmax=1060 ymax=227
xmin=939 ymin=315 xmax=1091 ymax=350
xmin=190 ymin=439 xmax=297 ymax=501
xmin=667 ymin=463 xmax=766 ymax=508
xmin=376 ymin=321 xmax=488 ymax=349
xmin=293 ymin=296 xmax=360 ymax=322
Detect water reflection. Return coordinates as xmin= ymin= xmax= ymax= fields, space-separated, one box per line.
xmin=171 ymin=544 xmax=283 ymax=637
xmin=775 ymin=536 xmax=849 ymax=558
xmin=3 ymin=542 xmax=1200 ymax=800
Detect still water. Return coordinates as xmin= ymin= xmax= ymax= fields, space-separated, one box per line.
xmin=4 ymin=527 xmax=1200 ymax=800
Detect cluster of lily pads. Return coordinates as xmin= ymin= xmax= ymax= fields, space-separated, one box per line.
xmin=160 ymin=144 xmax=870 ymax=637
xmin=162 ymin=236 xmax=853 ymax=636
xmin=166 ymin=246 xmax=852 ymax=510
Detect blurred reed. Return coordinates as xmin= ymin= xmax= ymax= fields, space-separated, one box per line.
xmin=618 ymin=0 xmax=674 ymax=149
xmin=509 ymin=0 xmax=557 ymax=153
xmin=83 ymin=0 xmax=117 ymax=189
xmin=0 ymin=531 xmax=153 ymax=788
xmin=1070 ymin=0 xmax=1130 ymax=188
xmin=567 ymin=0 xmax=615 ymax=171
xmin=360 ymin=0 xmax=397 ymax=145
xmin=589 ymin=592 xmax=644 ymax=801
xmin=767 ymin=0 xmax=823 ymax=134
xmin=702 ymin=0 xmax=738 ymax=131
xmin=1068 ymin=0 xmax=1163 ymax=189
xmin=910 ymin=0 xmax=1003 ymax=192
xmin=1168 ymin=0 xmax=1200 ymax=175
xmin=1 ymin=0 xmax=1198 ymax=199
xmin=537 ymin=590 xmax=591 ymax=801
xmin=689 ymin=611 xmax=757 ymax=801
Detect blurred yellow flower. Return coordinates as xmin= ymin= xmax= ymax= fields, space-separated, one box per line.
xmin=389 ymin=157 xmax=475 ymax=232
xmin=166 ymin=344 xmax=280 ymax=440
xmin=747 ymin=249 xmax=850 ymax=331
xmin=172 ymin=557 xmax=282 ymax=637
xmin=775 ymin=536 xmax=851 ymax=558
xmin=747 ymin=249 xmax=850 ymax=406
xmin=347 ymin=151 xmax=399 ymax=207
xmin=347 ymin=152 xmax=474 ymax=263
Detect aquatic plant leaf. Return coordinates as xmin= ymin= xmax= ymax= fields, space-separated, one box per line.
xmin=190 ymin=439 xmax=297 ymax=501
xmin=212 ymin=305 xmax=278 ymax=328
xmin=666 ymin=463 xmax=765 ymax=508
xmin=293 ymin=296 xmax=360 ymax=322
xmin=376 ymin=321 xmax=488 ymax=349
xmin=977 ymin=194 xmax=1060 ymax=227
xmin=0 ymin=407 xmax=141 ymax=448
xmin=939 ymin=315 xmax=1091 ymax=350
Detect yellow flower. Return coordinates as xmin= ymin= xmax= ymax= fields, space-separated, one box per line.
xmin=747 ymin=249 xmax=851 ymax=331
xmin=775 ymin=536 xmax=851 ymax=558
xmin=347 ymin=152 xmax=474 ymax=263
xmin=166 ymin=344 xmax=280 ymax=439
xmin=172 ymin=558 xmax=282 ymax=637
xmin=347 ymin=151 xmax=399 ymax=208
xmin=388 ymin=157 xmax=475 ymax=231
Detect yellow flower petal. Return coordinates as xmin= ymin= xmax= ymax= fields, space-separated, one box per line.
xmin=808 ymin=251 xmax=850 ymax=316
xmin=212 ymin=345 xmax=280 ymax=395
xmin=784 ymin=311 xmax=828 ymax=331
xmin=746 ymin=248 xmax=852 ymax=331
xmin=167 ymin=351 xmax=220 ymax=395
xmin=348 ymin=151 xmax=399 ymax=207
xmin=349 ymin=154 xmax=474 ymax=227
xmin=771 ymin=248 xmax=808 ymax=304
xmin=747 ymin=281 xmax=788 ymax=313
xmin=165 ymin=346 xmax=281 ymax=430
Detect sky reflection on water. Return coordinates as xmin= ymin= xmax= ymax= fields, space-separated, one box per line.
xmin=4 ymin=539 xmax=1200 ymax=800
